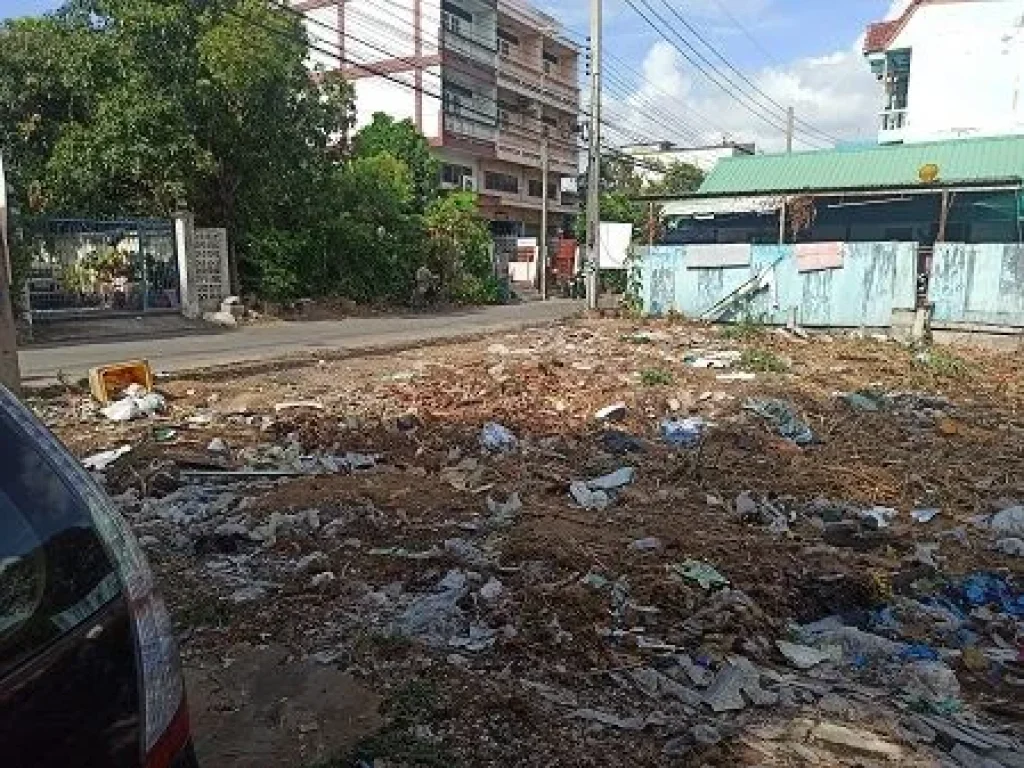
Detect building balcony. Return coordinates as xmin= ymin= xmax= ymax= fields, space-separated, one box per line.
xmin=442 ymin=30 xmax=498 ymax=69
xmin=498 ymin=54 xmax=579 ymax=113
xmin=879 ymin=108 xmax=907 ymax=143
xmin=443 ymin=112 xmax=498 ymax=145
xmin=496 ymin=126 xmax=577 ymax=175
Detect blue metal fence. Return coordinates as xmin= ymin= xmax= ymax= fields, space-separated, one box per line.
xmin=24 ymin=217 xmax=180 ymax=316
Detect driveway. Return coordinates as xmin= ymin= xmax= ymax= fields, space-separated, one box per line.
xmin=19 ymin=300 xmax=581 ymax=382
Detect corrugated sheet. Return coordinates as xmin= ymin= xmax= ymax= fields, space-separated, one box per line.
xmin=639 ymin=242 xmax=919 ymax=327
xmin=698 ymin=135 xmax=1024 ymax=195
xmin=930 ymin=243 xmax=1024 ymax=327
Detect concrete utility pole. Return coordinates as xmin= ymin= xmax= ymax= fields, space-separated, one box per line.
xmin=540 ymin=131 xmax=549 ymax=301
xmin=785 ymin=106 xmax=795 ymax=154
xmin=0 ymin=151 xmax=21 ymax=394
xmin=585 ymin=0 xmax=602 ymax=310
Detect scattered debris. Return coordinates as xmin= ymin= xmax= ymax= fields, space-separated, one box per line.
xmin=480 ymin=421 xmax=518 ymax=453
xmin=659 ymin=417 xmax=706 ymax=448
xmin=101 ymin=386 xmax=166 ymax=422
xmin=40 ymin=318 xmax=1024 ymax=768
xmin=669 ymin=560 xmax=730 ymax=590
xmin=685 ymin=350 xmax=741 ymax=369
xmin=83 ymin=445 xmax=133 ymax=471
xmin=744 ymin=398 xmax=814 ymax=445
xmin=912 ymin=508 xmax=941 ymax=524
xmin=595 ymin=403 xmax=627 ymax=422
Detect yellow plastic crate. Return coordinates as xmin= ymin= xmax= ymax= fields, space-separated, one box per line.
xmin=88 ymin=360 xmax=154 ymax=404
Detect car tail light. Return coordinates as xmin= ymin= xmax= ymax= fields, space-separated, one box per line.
xmin=1 ymin=396 xmax=187 ymax=764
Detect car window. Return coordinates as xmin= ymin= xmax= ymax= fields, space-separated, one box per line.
xmin=0 ymin=405 xmax=119 ymax=679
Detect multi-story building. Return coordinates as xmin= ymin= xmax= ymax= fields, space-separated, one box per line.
xmin=863 ymin=0 xmax=1024 ymax=145
xmin=291 ymin=0 xmax=580 ymax=237
xmin=621 ymin=141 xmax=755 ymax=185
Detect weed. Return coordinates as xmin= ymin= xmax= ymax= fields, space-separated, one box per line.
xmin=325 ymin=681 xmax=453 ymax=768
xmin=621 ymin=333 xmax=653 ymax=345
xmin=640 ymin=368 xmax=674 ymax=386
xmin=719 ymin=314 xmax=767 ymax=341
xmin=740 ymin=349 xmax=789 ymax=373
xmin=173 ymin=598 xmax=234 ymax=630
xmin=915 ymin=347 xmax=971 ymax=378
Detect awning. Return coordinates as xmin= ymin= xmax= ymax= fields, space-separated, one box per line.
xmin=661 ymin=196 xmax=784 ymax=217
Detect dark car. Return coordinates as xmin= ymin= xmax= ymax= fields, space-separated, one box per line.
xmin=0 ymin=386 xmax=198 ymax=767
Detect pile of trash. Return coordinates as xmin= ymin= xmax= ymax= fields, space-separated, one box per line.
xmin=37 ymin=319 xmax=1024 ymax=768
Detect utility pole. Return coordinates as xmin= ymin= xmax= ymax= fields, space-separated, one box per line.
xmin=785 ymin=106 xmax=795 ymax=154
xmin=0 ymin=151 xmax=21 ymax=394
xmin=585 ymin=0 xmax=602 ymax=310
xmin=540 ymin=131 xmax=549 ymax=301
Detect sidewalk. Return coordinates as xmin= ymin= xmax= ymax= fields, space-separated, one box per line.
xmin=19 ymin=300 xmax=582 ymax=383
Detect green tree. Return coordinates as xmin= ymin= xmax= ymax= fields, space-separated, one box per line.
xmin=424 ymin=192 xmax=496 ymax=304
xmin=352 ymin=113 xmax=440 ymax=209
xmin=646 ymin=161 xmax=704 ymax=196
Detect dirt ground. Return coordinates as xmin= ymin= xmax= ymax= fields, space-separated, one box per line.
xmin=33 ymin=317 xmax=1024 ymax=767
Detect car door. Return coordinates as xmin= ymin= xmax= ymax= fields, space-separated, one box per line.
xmin=0 ymin=397 xmax=142 ymax=768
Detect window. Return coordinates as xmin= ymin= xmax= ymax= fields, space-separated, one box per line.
xmin=497 ymin=28 xmax=519 ymax=56
xmin=543 ymin=50 xmax=559 ymax=74
xmin=527 ymin=179 xmax=559 ymax=200
xmin=485 ymin=171 xmax=520 ymax=194
xmin=441 ymin=164 xmax=473 ymax=185
xmin=442 ymin=1 xmax=473 ymax=37
xmin=0 ymin=404 xmax=117 ymax=677
xmin=442 ymin=82 xmax=474 ymax=116
xmin=541 ymin=115 xmax=558 ymax=129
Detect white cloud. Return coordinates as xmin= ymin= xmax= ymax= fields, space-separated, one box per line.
xmin=607 ymin=22 xmax=886 ymax=152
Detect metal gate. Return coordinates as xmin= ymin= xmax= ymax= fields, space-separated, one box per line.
xmin=24 ymin=217 xmax=180 ymax=316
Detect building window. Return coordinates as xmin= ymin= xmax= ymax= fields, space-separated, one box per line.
xmin=441 ymin=164 xmax=474 ymax=185
xmin=543 ymin=50 xmax=560 ymax=74
xmin=442 ymin=82 xmax=474 ymax=116
xmin=485 ymin=171 xmax=520 ymax=195
xmin=442 ymin=1 xmax=473 ymax=37
xmin=541 ymin=115 xmax=558 ymax=128
xmin=527 ymin=179 xmax=559 ymax=199
xmin=497 ymin=28 xmax=519 ymax=55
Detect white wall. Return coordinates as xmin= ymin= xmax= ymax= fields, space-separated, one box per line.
xmin=305 ymin=6 xmax=342 ymax=71
xmin=354 ymin=76 xmax=418 ymax=129
xmin=628 ymin=146 xmax=744 ymax=185
xmin=892 ymin=0 xmax=1024 ymax=143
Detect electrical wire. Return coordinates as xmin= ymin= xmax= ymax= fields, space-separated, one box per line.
xmin=653 ymin=0 xmax=840 ymax=143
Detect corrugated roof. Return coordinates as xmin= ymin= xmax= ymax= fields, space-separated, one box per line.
xmin=698 ymin=135 xmax=1024 ymax=196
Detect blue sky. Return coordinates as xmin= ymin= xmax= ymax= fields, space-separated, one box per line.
xmin=3 ymin=0 xmax=904 ymax=149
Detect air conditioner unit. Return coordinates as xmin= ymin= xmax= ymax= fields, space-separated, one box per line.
xmin=462 ymin=176 xmax=477 ymax=191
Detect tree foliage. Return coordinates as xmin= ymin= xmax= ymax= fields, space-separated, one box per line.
xmin=424 ymin=192 xmax=498 ymax=304
xmin=352 ymin=113 xmax=439 ymax=209
xmin=1 ymin=0 xmax=493 ymax=306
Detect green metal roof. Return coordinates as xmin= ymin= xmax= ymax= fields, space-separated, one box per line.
xmin=698 ymin=135 xmax=1024 ymax=195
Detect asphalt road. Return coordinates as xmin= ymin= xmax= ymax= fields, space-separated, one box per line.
xmin=20 ymin=300 xmax=581 ymax=383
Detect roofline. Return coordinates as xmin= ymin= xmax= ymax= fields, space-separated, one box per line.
xmin=621 ymin=141 xmax=755 ymax=155
xmin=863 ymin=0 xmax=985 ymax=55
xmin=633 ymin=177 xmax=1024 ymax=202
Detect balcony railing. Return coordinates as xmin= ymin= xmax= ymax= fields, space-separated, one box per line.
xmin=498 ymin=54 xmax=578 ymax=109
xmin=880 ymin=109 xmax=907 ymax=132
xmin=442 ymin=30 xmax=498 ymax=66
xmin=444 ymin=112 xmax=498 ymax=143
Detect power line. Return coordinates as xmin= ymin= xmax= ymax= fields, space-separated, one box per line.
xmin=653 ymin=0 xmax=839 ymax=144
xmin=234 ymin=3 xmax=674 ymax=180
xmin=622 ymin=0 xmax=828 ymax=149
xmin=707 ymin=0 xmax=784 ymax=69
xmin=293 ymin=0 xmax=733 ymax=149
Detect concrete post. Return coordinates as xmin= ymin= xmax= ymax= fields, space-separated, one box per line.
xmin=174 ymin=211 xmax=200 ymax=319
